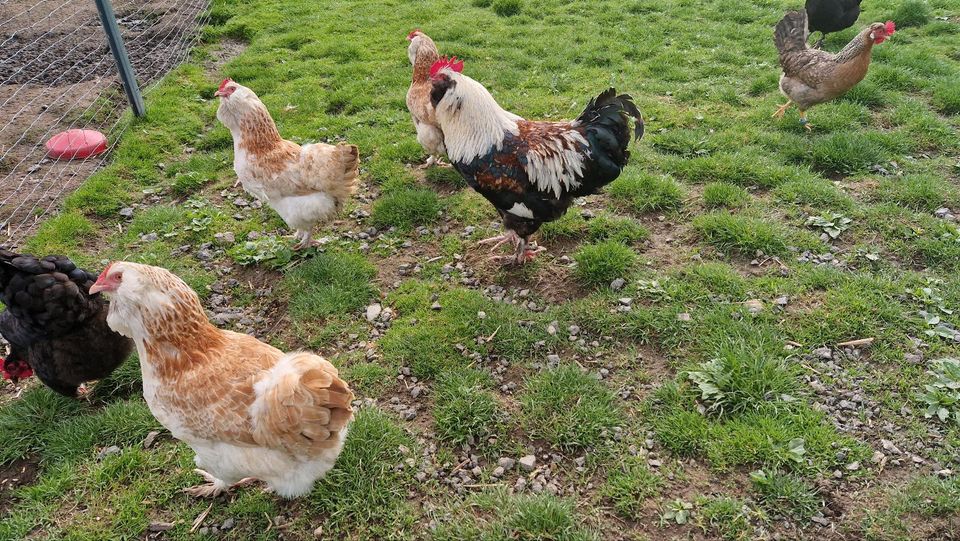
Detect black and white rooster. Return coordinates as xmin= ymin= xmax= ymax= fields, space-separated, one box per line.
xmin=428 ymin=58 xmax=644 ymax=263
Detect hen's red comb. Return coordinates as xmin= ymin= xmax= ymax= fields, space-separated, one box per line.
xmin=429 ymin=56 xmax=464 ymax=79
xmin=96 ymin=262 xmax=114 ymax=283
xmin=885 ymin=21 xmax=896 ymax=34
xmin=407 ymin=29 xmax=421 ymax=40
xmin=218 ymin=78 xmax=233 ymax=91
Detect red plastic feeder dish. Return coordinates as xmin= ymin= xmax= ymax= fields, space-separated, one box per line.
xmin=45 ymin=129 xmax=108 ymax=160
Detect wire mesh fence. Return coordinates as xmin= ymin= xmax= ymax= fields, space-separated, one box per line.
xmin=0 ymin=0 xmax=210 ymax=246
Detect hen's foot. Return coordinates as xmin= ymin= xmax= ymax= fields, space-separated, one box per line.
xmin=233 ymin=178 xmax=241 ymax=188
xmin=183 ymin=470 xmax=230 ymax=498
xmin=799 ymin=114 xmax=812 ymax=131
xmin=292 ymin=232 xmax=318 ymax=251
xmin=478 ymin=231 xmax=520 ymax=253
xmin=772 ymin=101 xmax=793 ymax=119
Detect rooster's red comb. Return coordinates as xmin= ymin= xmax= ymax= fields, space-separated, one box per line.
xmin=885 ymin=21 xmax=896 ymax=35
xmin=218 ymin=78 xmax=233 ymax=91
xmin=429 ymin=56 xmax=464 ymax=79
xmin=407 ymin=29 xmax=421 ymax=40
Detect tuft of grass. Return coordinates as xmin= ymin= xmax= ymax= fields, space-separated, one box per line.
xmin=539 ymin=211 xmax=587 ymax=242
xmin=284 ymin=252 xmax=377 ymax=319
xmin=932 ymin=79 xmax=960 ymax=116
xmin=601 ymin=455 xmax=663 ymax=517
xmin=774 ymin=178 xmax=853 ymax=210
xmin=432 ymin=488 xmax=598 ymax=541
xmin=876 ymin=174 xmax=956 ymax=212
xmin=493 ymin=0 xmax=523 ymax=17
xmin=889 ymin=0 xmax=931 ymax=28
xmin=810 ymin=132 xmax=887 ymax=175
xmin=308 ymin=408 xmax=416 ymax=536
xmin=424 ymin=166 xmax=467 ymax=188
xmin=697 ymin=496 xmax=755 ymax=541
xmin=573 ymin=241 xmax=637 ymax=287
xmin=703 ymin=182 xmax=750 ymax=209
xmin=586 ymin=213 xmax=649 ymax=244
xmin=749 ymin=469 xmax=821 ymax=521
xmin=434 ymin=369 xmax=501 ymax=445
xmin=608 ymin=172 xmax=684 ymax=214
xmin=371 ymin=186 xmax=441 ymax=230
xmin=520 ymin=365 xmax=622 ymax=451
xmin=668 ymin=152 xmax=804 ymax=189
xmin=692 ymin=212 xmax=789 ymax=256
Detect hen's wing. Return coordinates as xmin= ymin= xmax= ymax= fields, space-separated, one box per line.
xmin=250 ymin=352 xmax=354 ymax=456
xmin=268 ymin=142 xmax=358 ymax=202
xmin=0 ymin=250 xmax=101 ymax=338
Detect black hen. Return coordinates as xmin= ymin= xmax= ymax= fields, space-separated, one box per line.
xmin=806 ymin=0 xmax=862 ymax=47
xmin=0 ymin=250 xmax=133 ymax=397
xmin=429 ymin=60 xmax=643 ymax=263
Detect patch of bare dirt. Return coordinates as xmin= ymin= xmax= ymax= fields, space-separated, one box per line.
xmin=0 ymin=456 xmax=39 ymax=514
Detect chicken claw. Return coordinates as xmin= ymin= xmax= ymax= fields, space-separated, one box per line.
xmin=772 ymin=100 xmax=793 ymax=119
xmin=182 ymin=469 xmax=230 ymax=498
xmin=478 ymin=230 xmax=520 ymax=253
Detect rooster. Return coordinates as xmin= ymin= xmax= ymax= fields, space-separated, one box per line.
xmin=773 ymin=11 xmax=895 ymax=130
xmin=0 ymin=250 xmax=133 ymax=397
xmin=428 ymin=58 xmax=644 ymax=263
xmin=91 ymin=262 xmax=354 ymax=498
xmin=406 ymin=30 xmax=459 ymax=167
xmin=215 ymin=79 xmax=359 ymax=249
xmin=806 ymin=0 xmax=863 ymax=49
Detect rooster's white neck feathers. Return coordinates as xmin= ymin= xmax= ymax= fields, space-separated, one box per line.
xmin=433 ymin=71 xmax=522 ymax=163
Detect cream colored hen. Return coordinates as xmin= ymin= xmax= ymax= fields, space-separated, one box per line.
xmin=90 ymin=262 xmax=354 ymax=498
xmin=216 ymin=79 xmax=358 ymax=249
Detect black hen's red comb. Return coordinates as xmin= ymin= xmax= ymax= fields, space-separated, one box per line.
xmin=429 ymin=56 xmax=464 ymax=79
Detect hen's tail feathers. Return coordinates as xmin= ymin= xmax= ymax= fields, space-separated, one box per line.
xmin=774 ymin=10 xmax=809 ymax=55
xmin=0 ymin=250 xmax=95 ymax=297
xmin=333 ymin=143 xmax=359 ymax=201
xmin=251 ymin=353 xmax=354 ymax=456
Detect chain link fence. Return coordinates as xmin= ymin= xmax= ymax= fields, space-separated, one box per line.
xmin=0 ymin=0 xmax=210 ymax=245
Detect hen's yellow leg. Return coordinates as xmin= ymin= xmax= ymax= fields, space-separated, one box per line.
xmin=772 ymin=100 xmax=793 ymax=118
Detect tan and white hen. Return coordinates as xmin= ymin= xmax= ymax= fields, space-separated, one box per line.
xmin=90 ymin=262 xmax=354 ymax=498
xmin=216 ymin=79 xmax=359 ymax=249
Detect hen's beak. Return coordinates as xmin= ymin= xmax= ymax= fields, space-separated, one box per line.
xmin=214 ymin=90 xmax=227 ymax=98
xmin=89 ymin=280 xmax=108 ymax=295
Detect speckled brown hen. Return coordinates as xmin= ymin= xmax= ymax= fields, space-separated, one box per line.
xmin=91 ymin=262 xmax=354 ymax=498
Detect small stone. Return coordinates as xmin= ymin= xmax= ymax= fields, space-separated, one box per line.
xmin=222 ymin=518 xmax=235 ymax=530
xmin=774 ymin=295 xmax=789 ymax=306
xmin=519 ymin=455 xmax=537 ymax=471
xmin=744 ymin=299 xmax=763 ymax=314
xmin=813 ymin=347 xmax=832 ymax=360
xmin=498 ymin=457 xmax=516 ymax=470
xmin=366 ymin=303 xmax=383 ymax=322
xmin=143 ymin=430 xmax=160 ymax=449
xmin=314 ymin=525 xmax=324 ymax=537
xmin=618 ymin=298 xmax=633 ymax=306
xmin=141 ymin=233 xmax=158 ymax=242
xmin=119 ymin=207 xmax=134 ymax=218
xmin=677 ymin=312 xmax=691 ymax=322
xmin=431 ymin=302 xmax=442 ymax=311
xmin=846 ymin=461 xmax=861 ymax=471
xmin=492 ymin=466 xmax=505 ymax=477
xmin=872 ymin=451 xmax=886 ymax=464
xmin=471 ymin=466 xmax=483 ymax=477
xmin=477 ymin=311 xmax=487 ymax=319
xmin=648 ymin=459 xmax=662 ymax=468
xmin=610 ymin=278 xmax=626 ymax=290
xmin=546 ymin=354 xmax=561 ymax=365
xmin=936 ymin=469 xmax=953 ymax=478
xmin=148 ymin=522 xmax=174 ymax=532
xmin=199 ymin=527 xmax=210 ymax=535
xmin=811 ymin=516 xmax=831 ymax=527
xmin=97 ymin=445 xmax=121 ymax=461
xmin=568 ymin=325 xmax=580 ymax=336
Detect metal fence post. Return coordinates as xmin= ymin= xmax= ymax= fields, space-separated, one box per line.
xmin=94 ymin=0 xmax=146 ymax=117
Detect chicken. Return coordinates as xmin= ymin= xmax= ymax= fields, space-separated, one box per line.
xmin=773 ymin=11 xmax=895 ymax=130
xmin=428 ymin=58 xmax=644 ymax=263
xmin=90 ymin=262 xmax=354 ymax=498
xmin=215 ymin=79 xmax=359 ymax=249
xmin=806 ymin=0 xmax=862 ymax=49
xmin=0 ymin=250 xmax=133 ymax=397
xmin=406 ymin=29 xmax=461 ymax=167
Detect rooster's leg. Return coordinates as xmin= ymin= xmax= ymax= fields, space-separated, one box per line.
xmin=514 ymin=238 xmax=546 ymax=264
xmin=772 ymin=100 xmax=793 ymax=119
xmin=478 ymin=230 xmax=520 ymax=253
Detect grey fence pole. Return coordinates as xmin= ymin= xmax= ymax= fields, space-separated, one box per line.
xmin=94 ymin=0 xmax=146 ymax=117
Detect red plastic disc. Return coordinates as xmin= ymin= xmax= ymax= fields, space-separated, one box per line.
xmin=45 ymin=129 xmax=108 ymax=160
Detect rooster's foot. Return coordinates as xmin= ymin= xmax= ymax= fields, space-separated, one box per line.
xmin=182 ymin=469 xmax=230 ymax=498
xmin=517 ymin=245 xmax=546 ymax=264
xmin=478 ymin=231 xmax=521 ymax=253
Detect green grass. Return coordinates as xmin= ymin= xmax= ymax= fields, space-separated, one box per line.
xmin=3 ymin=0 xmax=960 ymax=538
xmin=573 ymin=241 xmax=637 ymax=287
xmin=519 ymin=365 xmax=623 ymax=451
